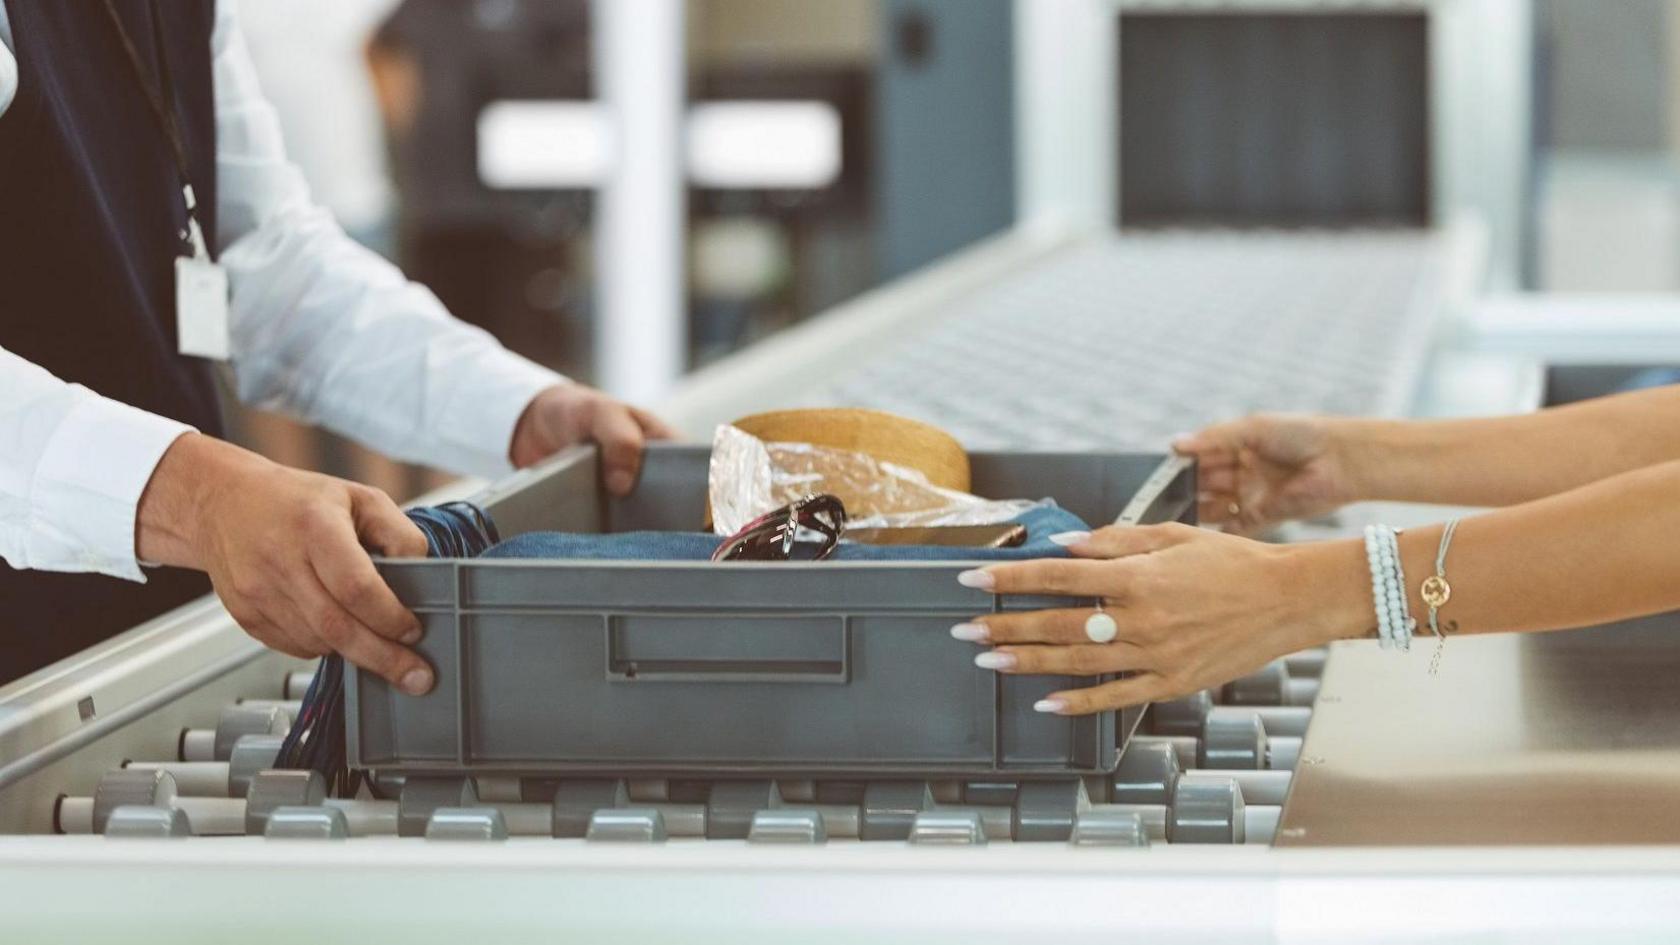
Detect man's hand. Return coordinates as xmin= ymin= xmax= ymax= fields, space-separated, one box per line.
xmin=137 ymin=434 xmax=435 ymax=695
xmin=509 ymin=384 xmax=679 ymax=495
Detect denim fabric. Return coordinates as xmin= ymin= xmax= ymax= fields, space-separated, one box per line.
xmin=481 ymin=506 xmax=1091 ymax=562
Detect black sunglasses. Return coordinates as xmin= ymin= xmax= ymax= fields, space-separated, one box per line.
xmin=711 ymin=494 xmax=848 ymax=562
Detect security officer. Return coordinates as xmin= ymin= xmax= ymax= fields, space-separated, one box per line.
xmin=0 ymin=0 xmax=673 ymax=691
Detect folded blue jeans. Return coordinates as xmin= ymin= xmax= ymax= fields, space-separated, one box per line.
xmin=482 ymin=505 xmax=1091 ymax=562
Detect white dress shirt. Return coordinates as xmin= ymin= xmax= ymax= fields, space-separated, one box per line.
xmin=0 ymin=2 xmax=566 ymax=582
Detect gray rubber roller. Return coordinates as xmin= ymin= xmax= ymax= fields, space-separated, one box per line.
xmin=551 ymin=779 xmax=629 ymax=839
xmin=1222 ymin=661 xmax=1290 ymax=707
xmin=1199 ymin=708 xmax=1268 ymax=770
xmin=1013 ymin=779 xmax=1090 ymax=843
xmin=962 ymin=782 xmax=1019 ymax=807
xmin=1111 ymin=738 xmax=1182 ymax=805
xmin=282 ymin=668 xmax=317 ymax=699
xmin=860 ymin=781 xmax=935 ymax=841
xmin=908 ymin=810 xmax=987 ymax=846
xmin=104 ymin=804 xmax=190 ymax=839
xmin=93 ymin=768 xmax=178 ymax=835
xmin=226 ymin=734 xmax=286 ymax=798
xmin=1170 ymin=776 xmax=1246 ymax=844
xmin=400 ymin=777 xmax=481 ymax=838
xmin=706 ymin=780 xmax=782 ymax=840
xmin=244 ymin=770 xmax=327 ymax=836
xmin=748 ymin=809 xmax=827 ymax=844
xmin=1070 ymin=809 xmax=1150 ymax=847
xmin=586 ymin=808 xmax=668 ymax=843
xmin=264 ymin=805 xmax=349 ymax=840
xmin=1245 ymin=705 xmax=1313 ymax=738
xmin=425 ymin=807 xmax=509 ymax=842
xmin=1283 ymin=649 xmax=1327 ymax=679
xmin=213 ymin=704 xmax=290 ymax=762
xmin=1147 ymin=690 xmax=1213 ymax=737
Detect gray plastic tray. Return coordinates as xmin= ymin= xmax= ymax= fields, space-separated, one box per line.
xmin=356 ymin=444 xmax=1194 ymax=780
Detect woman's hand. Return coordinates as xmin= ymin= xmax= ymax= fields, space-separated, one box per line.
xmin=1173 ymin=414 xmax=1360 ymax=535
xmin=510 ymin=384 xmax=679 ymax=495
xmin=951 ymin=523 xmax=1369 ymax=714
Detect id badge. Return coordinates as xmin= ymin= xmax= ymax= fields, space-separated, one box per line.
xmin=175 ymin=255 xmax=230 ymax=360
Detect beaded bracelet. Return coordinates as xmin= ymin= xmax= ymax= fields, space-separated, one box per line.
xmin=1383 ymin=525 xmax=1416 ymax=651
xmin=1363 ymin=524 xmax=1416 ymax=651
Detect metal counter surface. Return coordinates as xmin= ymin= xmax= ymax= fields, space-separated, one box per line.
xmin=1281 ymin=615 xmax=1680 ymax=846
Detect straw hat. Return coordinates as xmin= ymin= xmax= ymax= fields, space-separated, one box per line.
xmin=731 ymin=408 xmax=971 ymax=494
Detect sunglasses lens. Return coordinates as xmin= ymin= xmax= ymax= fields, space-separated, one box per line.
xmin=711 ymin=495 xmax=847 ymax=562
xmin=713 ymin=520 xmax=790 ymax=561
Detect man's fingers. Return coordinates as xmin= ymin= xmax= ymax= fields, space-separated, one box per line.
xmin=962 ymin=559 xmax=1122 ymax=598
xmin=632 ymin=406 xmax=680 ymax=441
xmin=593 ymin=405 xmax=647 ymax=497
xmin=978 ymin=643 xmax=1150 ymax=677
xmin=1062 ymin=523 xmax=1196 ymax=560
xmin=310 ymin=535 xmax=421 ymax=645
xmin=351 ymin=488 xmax=428 ymax=558
xmin=294 ymin=569 xmax=433 ymax=695
xmin=1039 ymin=675 xmax=1167 ymax=715
xmin=336 ymin=489 xmax=425 ymax=642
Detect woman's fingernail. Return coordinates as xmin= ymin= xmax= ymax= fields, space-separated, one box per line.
xmin=1033 ymin=698 xmax=1068 ymax=714
xmin=606 ymin=471 xmax=635 ymax=495
xmin=1048 ymin=531 xmax=1091 ymax=547
xmin=974 ymin=651 xmax=1017 ymax=671
xmin=950 ymin=623 xmax=990 ymax=642
xmin=400 ymin=667 xmax=434 ymax=696
xmin=957 ymin=569 xmax=995 ymax=591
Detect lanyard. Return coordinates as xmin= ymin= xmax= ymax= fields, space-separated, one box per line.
xmin=100 ymin=0 xmax=208 ymax=260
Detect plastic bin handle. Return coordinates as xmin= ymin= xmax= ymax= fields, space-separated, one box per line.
xmin=604 ymin=614 xmax=851 ymax=684
xmin=1114 ymin=454 xmax=1193 ymax=527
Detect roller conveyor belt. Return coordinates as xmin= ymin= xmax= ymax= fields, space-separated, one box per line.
xmin=51 ymin=654 xmax=1319 ymax=846
xmin=19 ymin=228 xmax=1680 ymax=939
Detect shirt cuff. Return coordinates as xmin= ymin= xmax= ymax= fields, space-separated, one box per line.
xmin=29 ymin=391 xmax=195 ymax=582
xmin=435 ymin=349 xmax=568 ymax=479
xmin=0 ymin=45 xmax=16 ymax=121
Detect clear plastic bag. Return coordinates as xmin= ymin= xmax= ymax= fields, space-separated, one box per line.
xmin=708 ymin=424 xmax=1046 ymax=536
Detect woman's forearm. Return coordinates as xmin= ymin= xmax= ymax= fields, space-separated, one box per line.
xmin=1302 ymin=458 xmax=1680 ymax=645
xmin=1337 ymin=385 xmax=1680 ymax=507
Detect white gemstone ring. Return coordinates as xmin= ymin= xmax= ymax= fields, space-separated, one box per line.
xmin=1085 ymin=603 xmax=1119 ymax=644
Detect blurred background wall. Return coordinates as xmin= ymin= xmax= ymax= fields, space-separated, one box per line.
xmin=220 ymin=0 xmax=1680 ymax=493
xmin=1534 ymin=0 xmax=1680 ymax=291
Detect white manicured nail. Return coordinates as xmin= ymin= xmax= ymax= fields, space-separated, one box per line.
xmin=1085 ymin=611 xmax=1119 ymax=644
xmin=957 ymin=569 xmax=995 ymax=591
xmin=950 ymin=623 xmax=990 ymax=642
xmin=1033 ymin=698 xmax=1068 ymax=714
xmin=1049 ymin=531 xmax=1091 ymax=547
xmin=974 ymin=651 xmax=1016 ymax=671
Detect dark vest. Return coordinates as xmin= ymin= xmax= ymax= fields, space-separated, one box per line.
xmin=0 ymin=0 xmax=223 ymax=682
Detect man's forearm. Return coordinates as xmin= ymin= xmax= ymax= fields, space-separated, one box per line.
xmin=1339 ymin=385 xmax=1680 ymax=507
